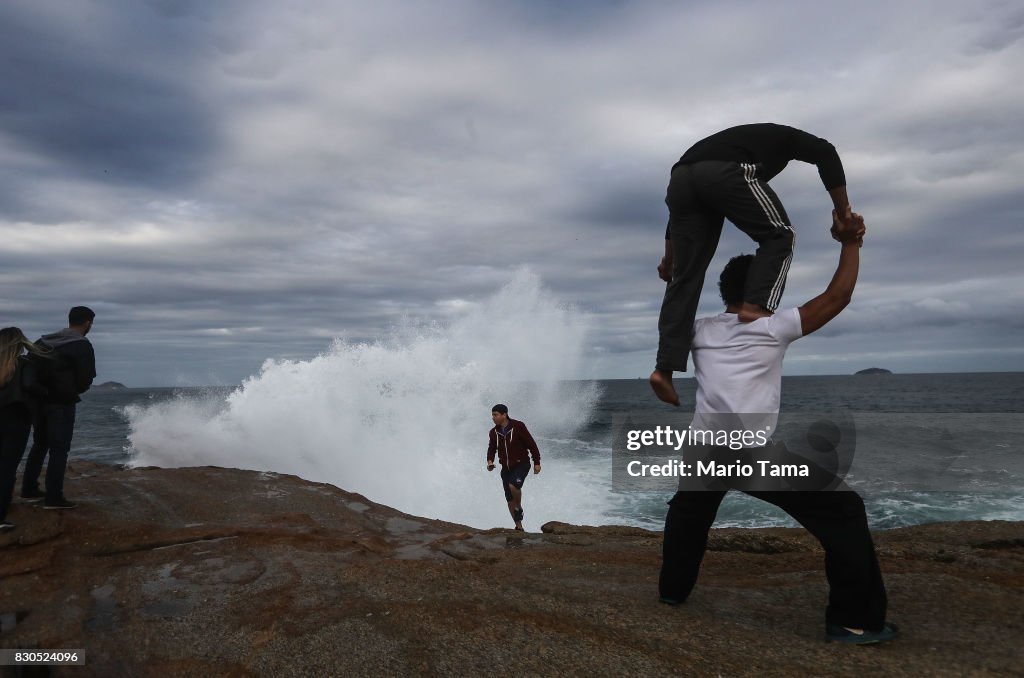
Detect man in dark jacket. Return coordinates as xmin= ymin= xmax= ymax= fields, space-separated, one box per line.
xmin=486 ymin=404 xmax=541 ymax=531
xmin=651 ymin=123 xmax=852 ymax=408
xmin=21 ymin=306 xmax=97 ymax=509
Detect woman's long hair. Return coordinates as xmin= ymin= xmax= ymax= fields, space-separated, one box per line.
xmin=0 ymin=327 xmax=49 ymax=387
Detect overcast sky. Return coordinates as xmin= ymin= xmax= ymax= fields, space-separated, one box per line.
xmin=2 ymin=0 xmax=1022 ymax=386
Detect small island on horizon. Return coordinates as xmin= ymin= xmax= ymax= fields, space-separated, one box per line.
xmin=855 ymin=367 xmax=892 ymax=375
xmin=93 ymin=381 xmax=128 ymax=390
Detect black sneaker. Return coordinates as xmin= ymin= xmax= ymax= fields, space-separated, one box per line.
xmin=826 ymin=622 xmax=899 ymax=645
xmin=21 ymin=488 xmax=45 ymax=501
xmin=0 ymin=522 xmax=15 ymax=532
xmin=43 ymin=498 xmax=77 ymax=510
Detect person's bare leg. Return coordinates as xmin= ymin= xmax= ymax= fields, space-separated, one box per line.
xmin=649 ymin=369 xmax=680 ymax=406
xmin=507 ymin=485 xmax=524 ymax=530
xmin=738 ymin=302 xmax=772 ymax=323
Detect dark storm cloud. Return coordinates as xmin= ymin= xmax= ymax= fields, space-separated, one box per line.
xmin=968 ymin=6 xmax=1024 ymax=53
xmin=0 ymin=2 xmax=217 ymax=200
xmin=571 ymin=182 xmax=667 ymax=228
xmin=2 ymin=0 xmax=1022 ymax=385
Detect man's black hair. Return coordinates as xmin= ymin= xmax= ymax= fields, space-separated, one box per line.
xmin=491 ymin=404 xmax=508 ymax=415
xmin=718 ymin=255 xmax=754 ymax=306
xmin=69 ymin=306 xmax=96 ymax=326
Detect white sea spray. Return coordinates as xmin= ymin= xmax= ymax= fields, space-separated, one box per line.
xmin=125 ymin=270 xmax=619 ymax=529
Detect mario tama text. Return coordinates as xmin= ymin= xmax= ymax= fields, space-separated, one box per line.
xmin=626 ymin=457 xmax=809 ymax=479
xmin=616 ymin=439 xmax=831 ymax=493
xmin=610 ymin=411 xmax=860 ymax=492
xmin=612 ymin=411 xmax=1024 ymax=493
xmin=623 ymin=425 xmax=804 ymax=478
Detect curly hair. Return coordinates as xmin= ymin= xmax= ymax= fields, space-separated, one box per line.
xmin=718 ymin=254 xmax=755 ymax=306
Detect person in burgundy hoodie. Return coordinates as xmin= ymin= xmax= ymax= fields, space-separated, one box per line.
xmin=486 ymin=404 xmax=541 ymax=531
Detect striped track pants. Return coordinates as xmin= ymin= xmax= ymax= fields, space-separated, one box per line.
xmin=656 ymin=160 xmax=795 ymax=372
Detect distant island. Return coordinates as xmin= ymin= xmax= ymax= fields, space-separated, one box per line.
xmin=94 ymin=381 xmax=128 ymax=390
xmin=855 ymin=367 xmax=892 ymax=375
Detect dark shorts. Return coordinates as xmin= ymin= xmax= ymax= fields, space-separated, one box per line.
xmin=500 ymin=461 xmax=531 ymax=501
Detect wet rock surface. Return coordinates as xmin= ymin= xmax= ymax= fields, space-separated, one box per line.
xmin=1 ymin=462 xmax=1022 ymax=676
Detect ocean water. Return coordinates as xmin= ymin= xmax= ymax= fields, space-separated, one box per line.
xmin=62 ymin=273 xmax=1024 ymax=531
xmin=72 ymin=373 xmax=1024 ymax=531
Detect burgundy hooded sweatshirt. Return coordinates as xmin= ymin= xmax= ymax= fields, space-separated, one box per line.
xmin=487 ymin=419 xmax=541 ymax=468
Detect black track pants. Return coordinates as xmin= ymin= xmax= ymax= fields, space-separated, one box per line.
xmin=659 ymin=488 xmax=888 ymax=631
xmin=656 ymin=161 xmax=794 ymax=372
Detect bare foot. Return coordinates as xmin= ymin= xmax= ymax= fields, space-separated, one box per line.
xmin=738 ymin=302 xmax=772 ymax=323
xmin=649 ymin=369 xmax=680 ymax=406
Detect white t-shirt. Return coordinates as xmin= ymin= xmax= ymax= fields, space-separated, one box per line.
xmin=691 ymin=308 xmax=803 ymax=442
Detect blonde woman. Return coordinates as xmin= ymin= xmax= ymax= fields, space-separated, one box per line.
xmin=0 ymin=327 xmax=49 ymax=531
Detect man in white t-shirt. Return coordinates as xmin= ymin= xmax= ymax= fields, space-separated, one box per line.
xmin=659 ymin=208 xmax=898 ymax=645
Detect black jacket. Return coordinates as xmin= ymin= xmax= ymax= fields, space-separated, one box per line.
xmin=674 ymin=123 xmax=846 ymax=190
xmin=0 ymin=357 xmax=47 ymax=418
xmin=33 ymin=329 xmax=96 ymax=405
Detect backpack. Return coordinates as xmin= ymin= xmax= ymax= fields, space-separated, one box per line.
xmin=28 ymin=343 xmax=77 ymax=403
xmin=0 ymin=357 xmax=46 ymax=413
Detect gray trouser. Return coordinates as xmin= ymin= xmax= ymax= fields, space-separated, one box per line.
xmin=656 ymin=161 xmax=794 ymax=372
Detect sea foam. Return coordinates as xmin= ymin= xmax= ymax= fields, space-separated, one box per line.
xmin=125 ymin=270 xmax=610 ymax=529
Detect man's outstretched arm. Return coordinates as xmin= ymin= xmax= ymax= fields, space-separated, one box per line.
xmin=785 ymin=125 xmax=853 ymax=240
xmin=799 ymin=207 xmax=864 ymax=336
xmin=828 ymin=185 xmax=850 ymax=216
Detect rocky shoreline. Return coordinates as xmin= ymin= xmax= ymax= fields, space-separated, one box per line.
xmin=1 ymin=462 xmax=1021 ymax=676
